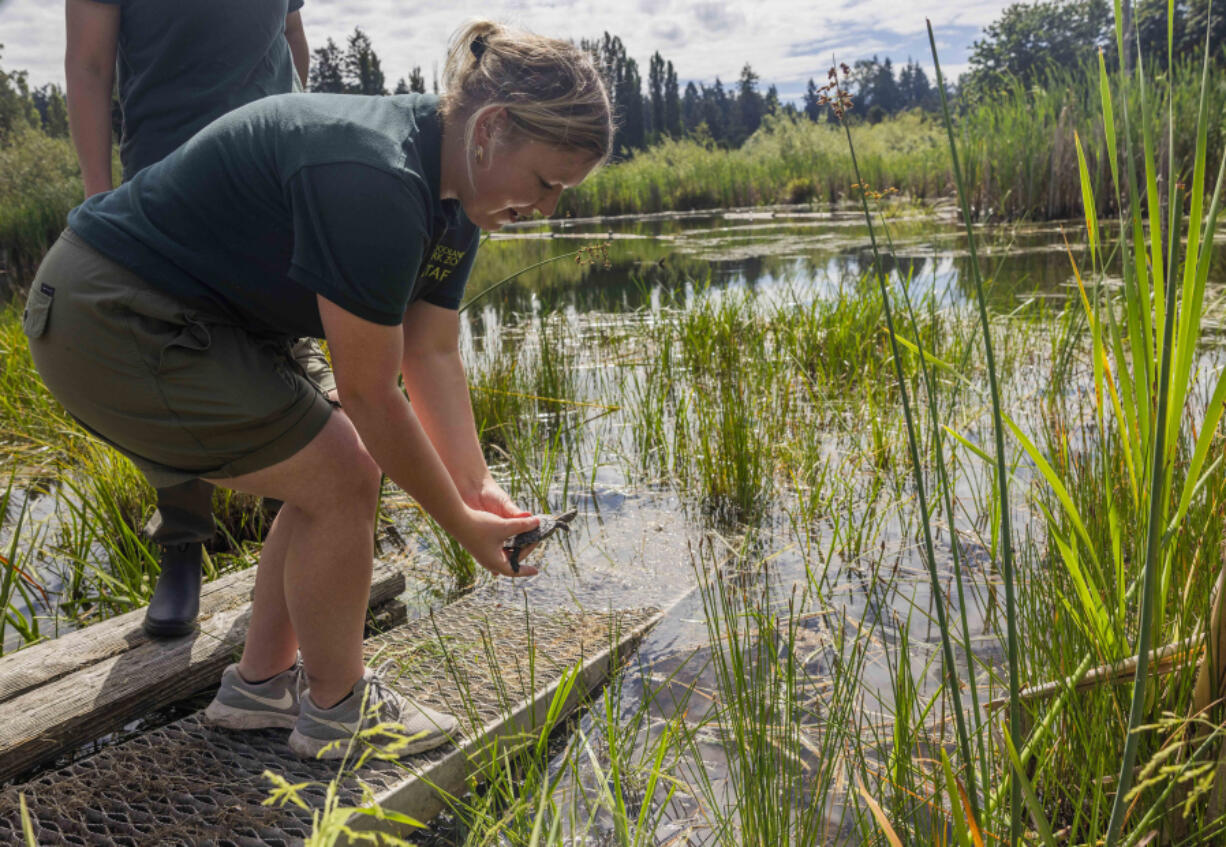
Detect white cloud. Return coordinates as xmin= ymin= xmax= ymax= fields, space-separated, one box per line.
xmin=1 ymin=0 xmax=1014 ymax=98
xmin=691 ymin=2 xmax=746 ymax=34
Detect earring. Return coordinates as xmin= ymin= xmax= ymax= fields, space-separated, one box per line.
xmin=475 ymin=145 xmax=484 ymax=163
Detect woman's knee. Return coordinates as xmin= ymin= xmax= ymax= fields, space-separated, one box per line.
xmin=273 ymin=415 xmax=381 ymax=516
xmin=312 ymin=447 xmax=380 ymax=516
xmin=341 ymin=449 xmax=382 ymax=509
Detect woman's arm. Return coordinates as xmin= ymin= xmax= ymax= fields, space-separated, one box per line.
xmin=318 ymin=294 xmax=537 ymax=575
xmin=399 ymin=301 xmax=526 ymax=517
xmin=284 ymin=11 xmax=309 ymax=89
xmin=65 ymin=0 xmax=120 ymax=197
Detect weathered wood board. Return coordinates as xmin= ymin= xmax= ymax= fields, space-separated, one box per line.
xmin=0 ymin=560 xmax=405 ymax=784
xmin=0 ymin=596 xmax=659 ymax=846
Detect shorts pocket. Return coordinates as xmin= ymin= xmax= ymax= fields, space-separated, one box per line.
xmin=156 ymin=320 xmax=213 ymax=372
xmin=22 ymin=284 xmax=55 ymax=339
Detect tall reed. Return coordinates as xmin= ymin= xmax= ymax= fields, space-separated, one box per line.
xmin=927 ymin=25 xmax=1024 ymax=841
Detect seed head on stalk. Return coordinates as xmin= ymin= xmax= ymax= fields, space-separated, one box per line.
xmin=573 ymin=241 xmax=613 ymax=268
xmin=815 ymin=64 xmax=854 ymax=119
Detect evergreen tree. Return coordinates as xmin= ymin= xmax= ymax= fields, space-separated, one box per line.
xmin=681 ymin=81 xmax=702 ymax=134
xmin=308 ymin=38 xmax=346 ymax=92
xmin=583 ymin=33 xmax=646 ymax=156
xmin=896 ymin=60 xmax=929 ymax=110
xmin=850 ymin=55 xmax=903 ymax=120
xmin=393 ymin=78 xmax=410 ymax=94
xmin=31 ymin=83 xmax=69 ymax=137
xmin=344 ymin=27 xmax=387 ymax=95
xmin=408 ymin=66 xmax=426 ymax=93
xmin=648 ymin=52 xmax=666 ymax=140
xmin=872 ymin=58 xmax=902 ymax=115
xmin=764 ymin=84 xmax=780 ymax=117
xmin=736 ymin=63 xmax=763 ymax=142
xmin=704 ymin=78 xmax=728 ymax=144
xmin=664 ymin=61 xmax=682 ymax=137
xmin=621 ymin=56 xmax=645 ymax=151
xmin=851 ymin=56 xmax=880 ymax=108
xmin=803 ymin=78 xmax=822 ymax=121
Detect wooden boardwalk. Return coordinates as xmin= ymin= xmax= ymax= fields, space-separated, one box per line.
xmin=0 ymin=576 xmax=658 ymax=845
xmin=0 ymin=559 xmax=406 ymax=784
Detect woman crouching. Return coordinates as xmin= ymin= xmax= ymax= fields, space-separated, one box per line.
xmin=24 ymin=20 xmax=612 ymax=759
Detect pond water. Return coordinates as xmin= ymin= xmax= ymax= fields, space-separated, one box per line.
xmin=426 ymin=206 xmax=1117 ymax=841
xmin=4 ymin=202 xmax=1224 ymax=839
xmin=462 ymin=203 xmax=1226 ymax=318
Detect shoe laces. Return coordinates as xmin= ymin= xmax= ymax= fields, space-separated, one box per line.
xmin=362 ymin=661 xmax=405 ymax=721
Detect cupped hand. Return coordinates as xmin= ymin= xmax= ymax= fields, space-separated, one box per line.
xmin=458 ymin=507 xmax=540 ymax=577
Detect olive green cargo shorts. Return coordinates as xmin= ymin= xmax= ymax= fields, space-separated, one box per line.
xmin=24 ymin=229 xmax=336 ymax=489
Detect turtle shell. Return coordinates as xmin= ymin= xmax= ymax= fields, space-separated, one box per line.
xmin=503 ymin=508 xmax=578 ymax=572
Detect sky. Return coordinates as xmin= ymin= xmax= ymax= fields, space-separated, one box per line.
xmin=0 ymin=0 xmax=1019 ymax=104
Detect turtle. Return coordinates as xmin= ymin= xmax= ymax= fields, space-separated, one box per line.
xmin=503 ymin=508 xmax=578 ymax=573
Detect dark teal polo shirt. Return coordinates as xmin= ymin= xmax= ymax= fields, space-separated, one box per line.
xmin=94 ymin=0 xmax=305 ymax=180
xmin=68 ymin=94 xmax=480 ymax=338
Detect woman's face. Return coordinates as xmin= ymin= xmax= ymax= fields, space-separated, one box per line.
xmin=460 ymin=114 xmax=599 ymax=230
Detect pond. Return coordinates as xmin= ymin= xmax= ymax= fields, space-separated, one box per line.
xmin=3 ymin=202 xmax=1223 ymax=841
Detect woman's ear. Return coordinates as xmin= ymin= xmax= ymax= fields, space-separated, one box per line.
xmin=465 ymin=106 xmax=510 ymax=165
xmin=473 ymin=106 xmax=510 ymax=151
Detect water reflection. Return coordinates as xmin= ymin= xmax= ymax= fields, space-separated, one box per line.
xmin=464 ymin=206 xmax=1226 ymax=320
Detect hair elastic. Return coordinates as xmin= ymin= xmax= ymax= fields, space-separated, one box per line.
xmin=471 ymin=35 xmax=488 ymax=60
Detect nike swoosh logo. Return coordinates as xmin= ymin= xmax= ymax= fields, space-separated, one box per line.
xmin=239 ymin=688 xmax=294 ymax=710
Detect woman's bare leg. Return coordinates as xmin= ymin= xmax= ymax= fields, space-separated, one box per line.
xmin=234 ymin=505 xmax=299 ymax=682
xmin=208 ymin=411 xmax=381 ymax=708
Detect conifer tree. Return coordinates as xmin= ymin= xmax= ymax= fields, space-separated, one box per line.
xmin=803 ymin=78 xmax=822 ymax=121
xmin=664 ymin=61 xmax=681 ymax=137
xmin=344 ymin=27 xmax=386 ymax=95
xmin=681 ymin=81 xmax=702 ymax=134
xmin=648 ymin=52 xmax=666 ymax=140
xmin=308 ymin=38 xmax=345 ymax=92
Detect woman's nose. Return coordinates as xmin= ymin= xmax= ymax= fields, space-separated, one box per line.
xmin=536 ymin=186 xmax=562 ymax=217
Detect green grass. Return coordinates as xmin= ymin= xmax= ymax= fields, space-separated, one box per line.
xmin=560 ymin=111 xmax=949 ymax=218
xmin=555 ymin=57 xmax=1224 ymax=223
xmin=2 ymin=14 xmax=1226 ymax=844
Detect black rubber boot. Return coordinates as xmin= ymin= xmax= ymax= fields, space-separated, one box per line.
xmin=143 ymin=542 xmax=203 ymax=638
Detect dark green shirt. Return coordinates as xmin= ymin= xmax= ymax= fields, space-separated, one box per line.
xmin=94 ymin=0 xmax=304 ymax=180
xmin=68 ymin=93 xmax=480 ymax=337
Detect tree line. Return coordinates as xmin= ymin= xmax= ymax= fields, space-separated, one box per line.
xmin=960 ymin=0 xmax=1225 ymax=99
xmin=0 ymin=46 xmax=68 ymax=142
xmin=303 ymin=28 xmax=797 ymax=157
xmin=307 ymin=28 xmax=431 ymax=96
xmin=5 ymin=0 xmax=1222 ymax=156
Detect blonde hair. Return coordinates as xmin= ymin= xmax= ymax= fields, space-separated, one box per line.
xmin=441 ymin=20 xmax=614 ymax=170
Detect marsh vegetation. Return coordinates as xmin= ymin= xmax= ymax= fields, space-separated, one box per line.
xmin=4 ymin=9 xmax=1226 ymax=847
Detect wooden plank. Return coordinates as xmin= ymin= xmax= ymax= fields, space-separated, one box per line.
xmin=0 ymin=599 xmax=660 ymax=846
xmin=0 ymin=563 xmax=258 ymax=703
xmin=0 ymin=562 xmax=404 ymax=784
xmin=0 ymin=556 xmax=407 ymax=703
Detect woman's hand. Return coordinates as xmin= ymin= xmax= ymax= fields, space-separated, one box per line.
xmin=457 ymin=507 xmax=540 ymax=577
xmin=463 ymin=479 xmax=549 ymax=569
xmin=464 ymin=477 xmax=530 ymax=520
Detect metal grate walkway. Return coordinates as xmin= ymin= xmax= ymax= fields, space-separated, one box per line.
xmin=0 ymin=596 xmax=658 ymax=846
